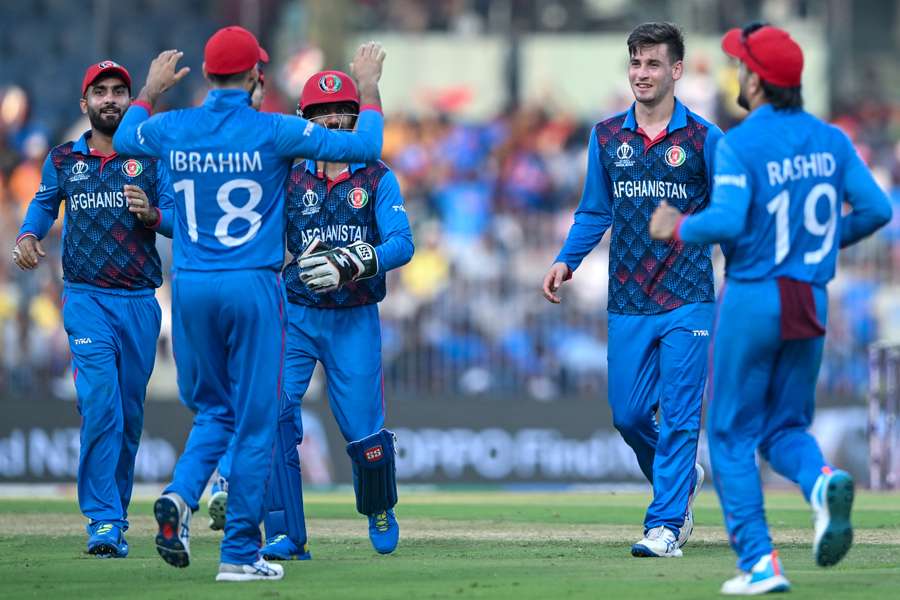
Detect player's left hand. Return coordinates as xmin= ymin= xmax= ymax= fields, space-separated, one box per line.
xmin=299 ymin=241 xmax=378 ymax=293
xmin=649 ymin=201 xmax=683 ymax=241
xmin=124 ymin=185 xmax=159 ymax=227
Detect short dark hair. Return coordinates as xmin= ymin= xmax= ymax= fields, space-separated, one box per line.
xmin=627 ymin=22 xmax=685 ymax=64
xmin=207 ymin=69 xmax=252 ymax=86
xmin=760 ymin=79 xmax=804 ymax=110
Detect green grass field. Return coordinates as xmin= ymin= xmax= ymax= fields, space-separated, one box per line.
xmin=1 ymin=489 xmax=899 ymax=599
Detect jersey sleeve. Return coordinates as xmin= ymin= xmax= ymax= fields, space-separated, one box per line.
xmin=677 ymin=137 xmax=752 ymax=244
xmin=702 ymin=123 xmax=725 ymax=196
xmin=149 ymin=159 xmax=175 ymax=238
xmin=112 ymin=102 xmax=164 ymax=158
xmin=837 ymin=134 xmax=893 ymax=248
xmin=18 ymin=153 xmax=63 ymax=242
xmin=372 ymin=169 xmax=414 ymax=272
xmin=271 ymin=109 xmax=384 ymax=163
xmin=554 ymin=128 xmax=613 ymax=271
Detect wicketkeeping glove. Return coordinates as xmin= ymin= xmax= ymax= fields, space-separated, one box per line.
xmin=298 ymin=240 xmax=379 ymax=293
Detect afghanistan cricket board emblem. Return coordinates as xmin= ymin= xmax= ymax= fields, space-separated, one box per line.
xmin=665 ymin=145 xmax=686 ymax=167
xmin=122 ymin=159 xmax=143 ymax=178
xmin=348 ymin=187 xmax=369 ymax=209
xmin=319 ymin=74 xmax=342 ymax=94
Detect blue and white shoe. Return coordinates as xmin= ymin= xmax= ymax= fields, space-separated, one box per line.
xmin=678 ymin=463 xmax=705 ymax=548
xmin=721 ymin=551 xmax=791 ymax=595
xmin=368 ymin=509 xmax=399 ymax=554
xmin=154 ymin=492 xmax=192 ymax=568
xmin=261 ymin=534 xmax=312 ymax=561
xmin=631 ymin=525 xmax=682 ymax=557
xmin=208 ymin=477 xmax=228 ymax=531
xmin=811 ymin=468 xmax=854 ymax=567
xmin=86 ymin=522 xmax=128 ymax=558
xmin=215 ymin=558 xmax=284 ymax=582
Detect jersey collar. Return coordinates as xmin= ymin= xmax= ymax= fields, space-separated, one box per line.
xmin=72 ymin=131 xmax=92 ymax=154
xmin=622 ymin=97 xmax=688 ymax=134
xmin=303 ymin=159 xmax=366 ymax=176
xmin=743 ymin=103 xmax=777 ymax=123
xmin=203 ymin=88 xmax=252 ymax=109
xmin=73 ymin=130 xmax=117 ymax=161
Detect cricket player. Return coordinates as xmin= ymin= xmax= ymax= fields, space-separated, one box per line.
xmin=13 ymin=60 xmax=173 ymax=558
xmin=650 ymin=23 xmax=892 ymax=594
xmin=112 ymin=26 xmax=387 ymax=582
xmin=205 ymin=70 xmax=413 ymax=559
xmin=541 ymin=22 xmax=723 ymax=557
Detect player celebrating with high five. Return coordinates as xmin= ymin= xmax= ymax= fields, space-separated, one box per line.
xmin=113 ymin=27 xmax=388 ymax=582
xmin=542 ymin=22 xmax=722 ymax=557
xmin=13 ymin=60 xmax=173 ymax=558
xmin=650 ymin=23 xmax=892 ymax=594
xmin=207 ymin=70 xmax=414 ymax=560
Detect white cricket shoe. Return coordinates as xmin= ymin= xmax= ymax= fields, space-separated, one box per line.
xmin=216 ymin=558 xmax=285 ymax=582
xmin=721 ymin=551 xmax=791 ymax=595
xmin=631 ymin=525 xmax=682 ymax=557
xmin=678 ymin=463 xmax=705 ymax=548
xmin=811 ymin=468 xmax=854 ymax=567
xmin=154 ymin=492 xmax=192 ymax=568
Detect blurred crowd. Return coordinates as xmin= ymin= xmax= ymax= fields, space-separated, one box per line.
xmin=1 ymin=70 xmax=899 ymax=406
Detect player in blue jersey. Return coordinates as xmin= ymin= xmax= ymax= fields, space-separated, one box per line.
xmin=12 ymin=60 xmax=173 ymax=559
xmin=112 ymin=26 xmax=387 ymax=581
xmin=650 ymin=23 xmax=892 ymax=594
xmin=204 ymin=70 xmax=413 ymax=560
xmin=541 ymin=22 xmax=723 ymax=557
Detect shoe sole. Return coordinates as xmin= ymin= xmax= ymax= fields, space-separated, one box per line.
xmin=154 ymin=496 xmax=190 ymax=568
xmin=87 ymin=542 xmax=119 ymax=558
xmin=631 ymin=543 xmax=682 ymax=558
xmin=815 ymin=472 xmax=854 ymax=567
xmin=208 ymin=491 xmax=227 ymax=531
xmin=215 ymin=572 xmax=284 ymax=582
xmin=722 ymin=576 xmax=791 ymax=595
xmin=261 ymin=550 xmax=312 ymax=561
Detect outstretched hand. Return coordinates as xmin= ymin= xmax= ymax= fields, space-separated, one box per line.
xmin=138 ymin=50 xmax=191 ymax=108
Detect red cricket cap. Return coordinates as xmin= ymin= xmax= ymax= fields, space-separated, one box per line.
xmin=298 ymin=70 xmax=360 ymax=115
xmin=721 ymin=25 xmax=803 ymax=88
xmin=204 ymin=26 xmax=269 ymax=75
xmin=82 ymin=60 xmax=132 ymax=96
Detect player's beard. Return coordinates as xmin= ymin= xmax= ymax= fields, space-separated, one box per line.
xmin=737 ymin=89 xmax=751 ymax=111
xmin=87 ymin=104 xmax=123 ymax=137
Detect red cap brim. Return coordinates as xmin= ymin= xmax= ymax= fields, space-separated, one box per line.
xmin=721 ymin=28 xmax=746 ymax=60
xmin=259 ymin=46 xmax=269 ymax=64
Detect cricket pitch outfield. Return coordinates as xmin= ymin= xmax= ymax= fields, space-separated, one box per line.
xmin=1 ymin=490 xmax=898 ymax=599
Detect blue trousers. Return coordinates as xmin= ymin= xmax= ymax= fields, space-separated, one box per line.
xmin=166 ymin=269 xmax=286 ymax=565
xmin=63 ymin=284 xmax=160 ymax=530
xmin=608 ymin=301 xmax=712 ymax=535
xmin=265 ymin=302 xmax=385 ymax=543
xmin=707 ymin=279 xmax=830 ymax=571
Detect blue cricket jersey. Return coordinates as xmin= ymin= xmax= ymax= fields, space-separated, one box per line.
xmin=677 ymin=104 xmax=892 ymax=284
xmin=283 ymin=160 xmax=414 ymax=307
xmin=18 ymin=131 xmax=174 ymax=291
xmin=112 ymin=89 xmax=384 ymax=272
xmin=556 ymin=98 xmax=723 ymax=315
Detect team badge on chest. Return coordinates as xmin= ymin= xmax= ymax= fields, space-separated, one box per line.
xmin=122 ymin=159 xmax=143 ymax=177
xmin=665 ymin=145 xmax=686 ymax=167
xmin=348 ymin=187 xmax=369 ymax=209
